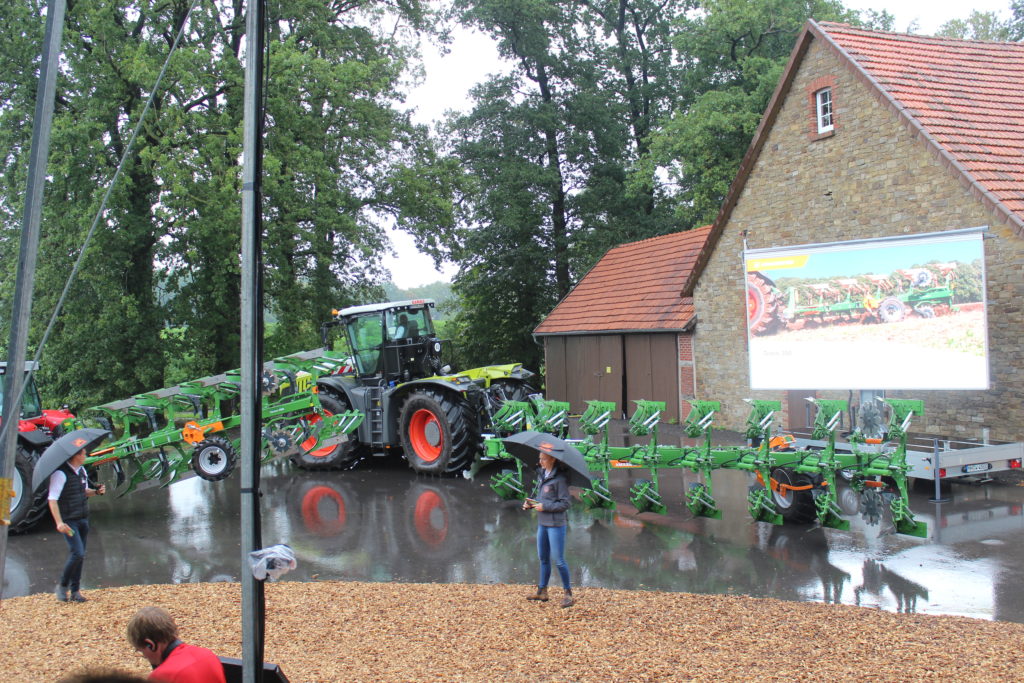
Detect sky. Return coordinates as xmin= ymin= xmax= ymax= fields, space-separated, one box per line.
xmin=383 ymin=1 xmax=1015 ymax=289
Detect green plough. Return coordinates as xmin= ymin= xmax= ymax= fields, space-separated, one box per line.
xmin=483 ymin=395 xmax=928 ymax=538
xmin=69 ymin=349 xmax=363 ymax=495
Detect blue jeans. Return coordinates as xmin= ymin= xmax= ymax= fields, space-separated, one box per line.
xmin=59 ymin=518 xmax=90 ymax=591
xmin=536 ymin=524 xmax=570 ymax=591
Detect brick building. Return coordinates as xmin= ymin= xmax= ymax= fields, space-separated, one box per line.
xmin=687 ymin=21 xmax=1024 ymax=441
xmin=535 ymin=227 xmax=711 ymax=422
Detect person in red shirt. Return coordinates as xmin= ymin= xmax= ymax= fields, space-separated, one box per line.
xmin=127 ymin=607 xmax=226 ymax=683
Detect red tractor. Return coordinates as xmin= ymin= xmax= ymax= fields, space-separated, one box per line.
xmin=1 ymin=361 xmax=75 ymax=533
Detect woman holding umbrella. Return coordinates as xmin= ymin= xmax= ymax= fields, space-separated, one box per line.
xmin=42 ymin=430 xmax=108 ymax=602
xmin=523 ymin=445 xmax=574 ymax=608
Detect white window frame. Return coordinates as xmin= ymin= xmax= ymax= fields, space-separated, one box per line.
xmin=815 ymin=87 xmax=834 ymax=134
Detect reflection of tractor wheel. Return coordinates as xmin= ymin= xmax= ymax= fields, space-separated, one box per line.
xmin=191 ymin=436 xmax=237 ymax=482
xmin=400 ymin=390 xmax=478 ymax=475
xmin=878 ymin=297 xmax=906 ymax=323
xmin=290 ymin=392 xmax=365 ymax=471
xmin=404 ymin=481 xmax=458 ymax=557
xmin=9 ymin=446 xmax=50 ymax=534
xmin=746 ymin=273 xmax=780 ymax=335
xmin=296 ymin=480 xmax=361 ymax=539
xmin=771 ymin=467 xmax=817 ymax=524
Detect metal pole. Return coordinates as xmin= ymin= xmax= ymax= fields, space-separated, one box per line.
xmin=0 ymin=0 xmax=66 ymax=598
xmin=240 ymin=0 xmax=266 ymax=678
xmin=929 ymin=438 xmax=950 ymax=504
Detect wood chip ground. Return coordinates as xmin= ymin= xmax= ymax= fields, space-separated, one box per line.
xmin=3 ymin=581 xmax=1023 ymax=681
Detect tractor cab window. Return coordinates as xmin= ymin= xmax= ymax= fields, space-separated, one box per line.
xmin=387 ymin=307 xmax=430 ymax=340
xmin=347 ymin=313 xmax=384 ymax=375
xmin=0 ymin=371 xmax=43 ymax=419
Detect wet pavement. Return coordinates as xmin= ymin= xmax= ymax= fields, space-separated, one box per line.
xmin=6 ymin=440 xmax=1024 ymax=623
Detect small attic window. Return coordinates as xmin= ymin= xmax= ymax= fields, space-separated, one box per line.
xmin=815 ymin=88 xmax=834 ymax=133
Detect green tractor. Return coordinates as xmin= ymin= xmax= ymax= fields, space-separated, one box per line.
xmin=293 ymin=299 xmax=535 ymax=475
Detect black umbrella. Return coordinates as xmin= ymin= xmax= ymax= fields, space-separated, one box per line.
xmin=501 ymin=431 xmax=596 ymax=489
xmin=31 ymin=428 xmax=110 ymax=491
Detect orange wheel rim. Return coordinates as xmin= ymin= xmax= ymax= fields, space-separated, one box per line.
xmin=301 ymin=485 xmax=346 ymax=536
xmin=409 ymin=409 xmax=443 ymax=462
xmin=301 ymin=411 xmax=333 ymax=457
xmin=413 ymin=490 xmax=447 ymax=546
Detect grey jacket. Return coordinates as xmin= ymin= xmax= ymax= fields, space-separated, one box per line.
xmin=532 ymin=467 xmax=570 ymax=527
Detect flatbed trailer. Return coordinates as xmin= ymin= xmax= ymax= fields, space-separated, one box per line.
xmin=790 ymin=433 xmax=1024 ymax=482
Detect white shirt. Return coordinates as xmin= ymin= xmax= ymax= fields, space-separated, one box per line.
xmin=48 ymin=465 xmax=87 ymax=501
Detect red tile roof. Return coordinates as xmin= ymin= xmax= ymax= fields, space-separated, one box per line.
xmin=683 ymin=21 xmax=1024 ymax=295
xmin=534 ymin=226 xmax=711 ymax=335
xmin=817 ymin=22 xmax=1024 ymax=217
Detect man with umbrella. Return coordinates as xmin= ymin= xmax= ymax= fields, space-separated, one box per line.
xmin=34 ymin=428 xmax=110 ymax=602
xmin=503 ymin=431 xmax=595 ymax=609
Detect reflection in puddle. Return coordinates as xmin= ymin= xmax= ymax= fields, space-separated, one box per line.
xmin=5 ymin=460 xmax=1024 ymax=624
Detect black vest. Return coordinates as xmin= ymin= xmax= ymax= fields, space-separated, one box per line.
xmin=57 ymin=463 xmax=89 ymax=521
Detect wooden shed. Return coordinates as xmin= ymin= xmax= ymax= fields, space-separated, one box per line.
xmin=534 ymin=227 xmax=711 ymax=423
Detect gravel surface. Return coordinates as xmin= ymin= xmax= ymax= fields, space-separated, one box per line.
xmin=3 ymin=581 xmax=1024 ymax=682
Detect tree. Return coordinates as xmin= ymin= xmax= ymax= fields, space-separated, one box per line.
xmin=1 ymin=0 xmax=452 ymax=407
xmin=648 ymin=0 xmax=857 ymax=228
xmin=444 ymin=0 xmax=686 ymax=372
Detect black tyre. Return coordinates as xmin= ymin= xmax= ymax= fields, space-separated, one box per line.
xmin=878 ymin=297 xmax=906 ymax=323
xmin=9 ymin=445 xmax=50 ymax=534
xmin=400 ymin=389 xmax=478 ymax=475
xmin=290 ymin=392 xmax=365 ymax=470
xmin=191 ymin=435 xmax=237 ymax=482
xmin=771 ymin=467 xmax=817 ymax=524
xmin=486 ymin=378 xmax=534 ymax=406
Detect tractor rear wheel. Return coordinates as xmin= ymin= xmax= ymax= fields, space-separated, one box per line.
xmin=746 ymin=272 xmax=780 ymax=335
xmin=771 ymin=467 xmax=818 ymax=524
xmin=9 ymin=445 xmax=50 ymax=534
xmin=290 ymin=392 xmax=365 ymax=471
xmin=400 ymin=389 xmax=478 ymax=475
xmin=191 ymin=436 xmax=237 ymax=481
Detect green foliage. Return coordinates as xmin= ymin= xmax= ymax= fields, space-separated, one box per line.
xmin=1 ymin=0 xmax=449 ymax=407
xmin=936 ymin=11 xmax=1017 ymax=40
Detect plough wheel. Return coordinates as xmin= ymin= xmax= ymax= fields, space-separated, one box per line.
xmin=770 ymin=467 xmax=817 ymax=524
xmin=191 ymin=435 xmax=237 ymax=482
xmin=400 ymin=389 xmax=477 ymax=475
xmin=746 ymin=272 xmax=780 ymax=335
xmin=878 ymin=297 xmax=906 ymax=323
xmin=290 ymin=392 xmax=364 ymax=471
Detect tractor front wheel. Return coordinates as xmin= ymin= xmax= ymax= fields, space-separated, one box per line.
xmin=191 ymin=436 xmax=237 ymax=482
xmin=290 ymin=392 xmax=365 ymax=471
xmin=9 ymin=445 xmax=50 ymax=534
xmin=400 ymin=390 xmax=477 ymax=475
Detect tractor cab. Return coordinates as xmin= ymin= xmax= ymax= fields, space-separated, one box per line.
xmin=323 ymin=300 xmax=447 ymax=385
xmin=0 ymin=361 xmax=45 ymax=425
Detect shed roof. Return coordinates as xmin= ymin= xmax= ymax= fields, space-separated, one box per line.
xmin=683 ymin=20 xmax=1024 ymax=295
xmin=534 ymin=226 xmax=711 ymax=336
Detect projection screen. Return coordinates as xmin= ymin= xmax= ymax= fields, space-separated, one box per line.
xmin=744 ymin=227 xmax=988 ymax=390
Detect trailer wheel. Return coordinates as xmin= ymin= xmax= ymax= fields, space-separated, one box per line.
xmin=878 ymin=297 xmax=906 ymax=323
xmin=400 ymin=389 xmax=477 ymax=475
xmin=771 ymin=467 xmax=817 ymax=524
xmin=290 ymin=392 xmax=365 ymax=470
xmin=191 ymin=436 xmax=237 ymax=482
xmin=746 ymin=273 xmax=780 ymax=335
xmin=9 ymin=445 xmax=50 ymax=534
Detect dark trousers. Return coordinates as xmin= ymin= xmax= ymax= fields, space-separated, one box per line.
xmin=59 ymin=518 xmax=90 ymax=591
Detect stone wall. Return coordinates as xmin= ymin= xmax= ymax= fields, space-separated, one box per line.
xmin=693 ymin=37 xmax=1024 ymax=442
